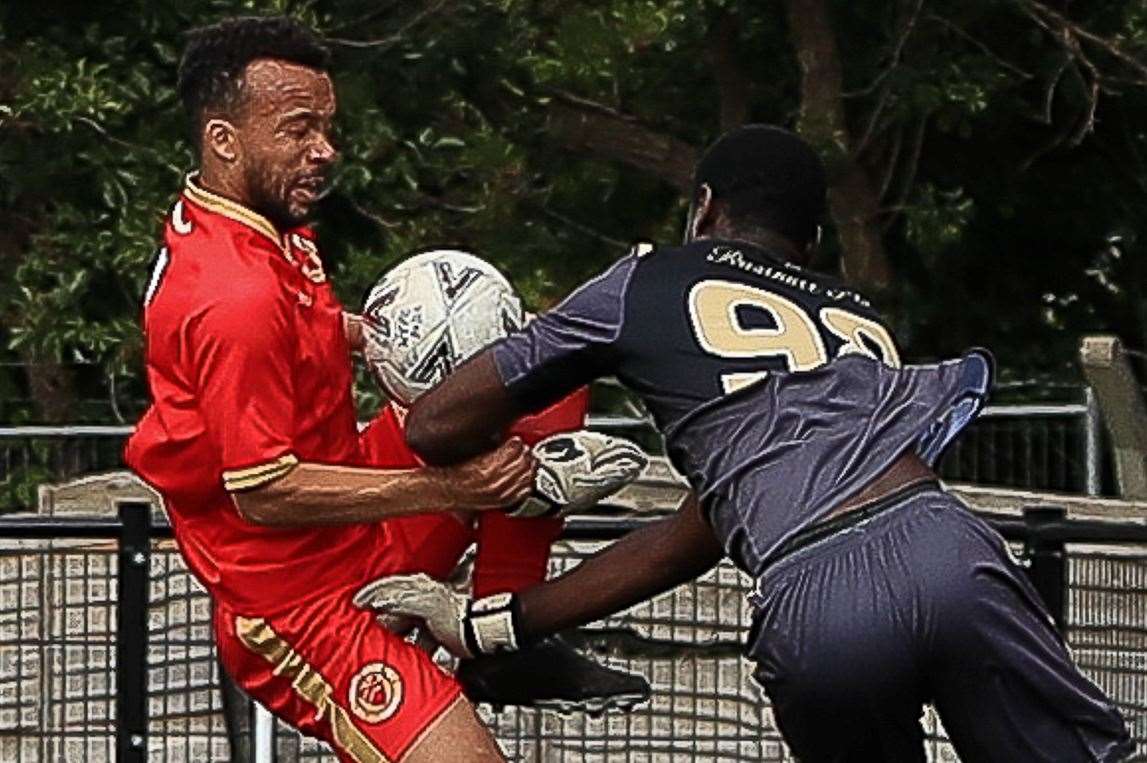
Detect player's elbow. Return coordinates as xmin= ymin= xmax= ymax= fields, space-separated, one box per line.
xmin=404 ymin=409 xmax=460 ymax=465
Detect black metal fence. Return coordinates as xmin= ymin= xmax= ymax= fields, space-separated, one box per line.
xmin=0 ymin=394 xmax=1106 ymax=514
xmin=1 ymin=504 xmax=1145 ymax=761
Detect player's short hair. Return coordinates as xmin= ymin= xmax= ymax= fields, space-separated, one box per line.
xmin=177 ymin=16 xmax=330 ymax=138
xmin=693 ymin=125 xmax=827 ymax=246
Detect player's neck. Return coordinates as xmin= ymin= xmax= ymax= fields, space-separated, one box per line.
xmin=196 ymin=168 xmax=265 ymax=225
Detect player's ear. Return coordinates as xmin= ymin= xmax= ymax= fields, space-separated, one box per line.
xmin=686 ymin=183 xmax=714 ymax=242
xmin=204 ymin=119 xmax=240 ymax=163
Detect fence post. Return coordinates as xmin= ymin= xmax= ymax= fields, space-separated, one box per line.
xmin=1083 ymin=386 xmax=1102 ymax=496
xmin=116 ymin=501 xmax=151 ymax=761
xmin=1023 ymin=505 xmax=1067 ymax=633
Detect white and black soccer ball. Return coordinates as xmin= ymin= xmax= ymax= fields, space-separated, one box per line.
xmin=362 ymin=249 xmax=524 ymax=405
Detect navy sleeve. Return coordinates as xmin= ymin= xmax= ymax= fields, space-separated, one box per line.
xmin=492 ymin=255 xmax=639 ymax=410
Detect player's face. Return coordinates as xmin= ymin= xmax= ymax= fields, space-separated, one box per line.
xmin=236 ymin=59 xmax=337 ymax=228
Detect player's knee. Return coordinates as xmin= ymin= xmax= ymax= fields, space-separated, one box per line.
xmin=399 ymin=696 xmax=505 ymax=763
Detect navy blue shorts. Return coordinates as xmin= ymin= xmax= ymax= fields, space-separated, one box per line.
xmin=747 ymin=487 xmax=1132 ymax=762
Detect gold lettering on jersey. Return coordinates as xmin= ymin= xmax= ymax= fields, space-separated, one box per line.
xmin=291 ymin=233 xmax=327 ymax=284
xmin=706 ymin=245 xmax=874 ymax=309
xmin=689 ymin=281 xmax=827 ymax=372
xmin=819 ymin=307 xmax=901 ymax=368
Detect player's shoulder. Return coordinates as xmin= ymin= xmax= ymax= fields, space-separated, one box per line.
xmin=160 ymin=181 xmax=303 ymax=299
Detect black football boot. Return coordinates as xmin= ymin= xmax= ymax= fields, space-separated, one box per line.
xmin=457 ymin=635 xmax=651 ymax=714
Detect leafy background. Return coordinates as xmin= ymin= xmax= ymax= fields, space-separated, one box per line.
xmin=2 ymin=0 xmax=1147 ymax=430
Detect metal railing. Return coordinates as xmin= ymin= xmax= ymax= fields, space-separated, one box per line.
xmin=1 ymin=503 xmax=1145 ymax=761
xmin=0 ymin=393 xmax=1108 ymax=513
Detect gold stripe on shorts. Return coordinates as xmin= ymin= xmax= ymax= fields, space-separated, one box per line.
xmin=235 ymin=616 xmax=390 ymax=763
xmin=223 ymin=454 xmax=299 ymax=492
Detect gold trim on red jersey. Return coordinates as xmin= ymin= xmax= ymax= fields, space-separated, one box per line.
xmin=222 ymin=454 xmax=299 ymax=492
xmin=182 ymin=175 xmax=285 ymax=251
xmin=235 ymin=616 xmax=391 ymax=763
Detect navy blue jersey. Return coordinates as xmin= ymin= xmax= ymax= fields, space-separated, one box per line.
xmin=492 ymin=239 xmax=991 ymax=575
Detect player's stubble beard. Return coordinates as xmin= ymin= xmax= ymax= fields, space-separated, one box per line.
xmin=245 ymin=159 xmax=320 ymax=231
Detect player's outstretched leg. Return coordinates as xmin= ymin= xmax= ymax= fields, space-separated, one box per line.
xmin=458 ymin=508 xmax=651 ymax=713
xmin=214 ymin=588 xmax=509 ymax=763
xmin=924 ymin=502 xmax=1133 ymax=762
xmin=401 ymin=697 xmax=505 ymax=763
xmin=748 ymin=494 xmax=931 ymax=761
xmin=455 ymin=389 xmax=652 ymax=714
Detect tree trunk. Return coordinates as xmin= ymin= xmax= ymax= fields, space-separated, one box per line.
xmin=707 ymin=11 xmax=751 ymax=132
xmin=784 ymin=0 xmax=892 ymax=292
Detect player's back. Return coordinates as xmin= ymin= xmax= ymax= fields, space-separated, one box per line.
xmin=606 ymin=240 xmax=990 ymax=575
xmin=611 ymin=240 xmax=899 ymax=426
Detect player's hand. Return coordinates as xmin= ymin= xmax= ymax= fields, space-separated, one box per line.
xmin=436 ymin=437 xmax=536 ymax=511
xmin=353 ymin=573 xmax=523 ymax=659
xmin=511 ymin=430 xmax=649 ymax=518
xmin=342 ymin=311 xmax=369 ymax=353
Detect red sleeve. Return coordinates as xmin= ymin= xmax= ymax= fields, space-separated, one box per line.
xmin=190 ymin=283 xmax=298 ymax=492
xmin=507 ymin=386 xmax=590 ymax=445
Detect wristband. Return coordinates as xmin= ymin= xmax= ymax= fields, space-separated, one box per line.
xmin=462 ymin=592 xmax=524 ymax=655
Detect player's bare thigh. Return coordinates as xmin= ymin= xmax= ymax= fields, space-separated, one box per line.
xmin=401 ymin=695 xmax=505 ymax=762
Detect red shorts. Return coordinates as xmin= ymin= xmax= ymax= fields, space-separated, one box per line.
xmin=215 ymin=513 xmax=473 ymax=762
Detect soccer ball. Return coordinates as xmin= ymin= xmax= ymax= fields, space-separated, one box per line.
xmin=362 ymin=249 xmax=524 ymax=405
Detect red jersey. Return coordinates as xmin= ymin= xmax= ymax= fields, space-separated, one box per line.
xmin=126 ymin=176 xmax=380 ymax=613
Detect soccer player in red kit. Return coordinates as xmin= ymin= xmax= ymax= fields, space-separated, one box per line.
xmin=125 ymin=18 xmax=533 ymax=762
xmin=359 ymin=386 xmax=650 ymax=710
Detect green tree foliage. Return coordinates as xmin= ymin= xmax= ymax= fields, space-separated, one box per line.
xmin=2 ymin=0 xmax=1146 ymax=426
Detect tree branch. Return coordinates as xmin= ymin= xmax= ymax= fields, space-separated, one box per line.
xmin=327 ymin=0 xmax=452 ymax=50
xmin=881 ymin=113 xmax=929 ymax=232
xmin=1018 ymin=0 xmax=1147 ymax=83
xmin=73 ymin=117 xmax=183 ymax=175
xmin=537 ymin=206 xmax=629 ymax=249
xmin=544 ymin=91 xmax=697 ymax=192
xmin=844 ymin=0 xmax=925 ymax=99
xmin=877 ymin=124 xmax=905 ymax=200
xmin=926 ymin=13 xmax=1035 ymax=81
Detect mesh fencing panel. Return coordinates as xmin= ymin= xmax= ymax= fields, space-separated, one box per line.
xmin=1 ymin=537 xmax=1145 ymax=761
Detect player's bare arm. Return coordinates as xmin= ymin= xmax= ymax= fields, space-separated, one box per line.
xmin=231 ymin=437 xmax=535 ymax=526
xmin=353 ymin=494 xmax=723 ymax=656
xmin=342 ymin=311 xmax=367 ymax=353
xmin=405 ymin=351 xmax=524 ymax=465
xmin=517 ymin=494 xmax=723 ymax=637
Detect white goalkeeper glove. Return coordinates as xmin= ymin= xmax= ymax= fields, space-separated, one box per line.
xmin=352 ymin=573 xmax=521 ymax=659
xmin=511 ymin=430 xmax=648 ymax=518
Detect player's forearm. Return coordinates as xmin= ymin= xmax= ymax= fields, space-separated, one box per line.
xmin=407 ymin=352 xmax=522 ymax=464
xmin=232 ymin=462 xmax=457 ymax=526
xmin=233 ymin=440 xmax=534 ymax=526
xmin=517 ymin=495 xmax=724 ymax=638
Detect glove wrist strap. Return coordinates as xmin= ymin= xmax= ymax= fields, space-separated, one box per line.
xmin=463 ymin=593 xmax=523 ymax=656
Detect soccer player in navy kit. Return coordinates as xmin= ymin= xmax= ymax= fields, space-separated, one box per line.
xmin=358 ymin=126 xmax=1132 ymax=761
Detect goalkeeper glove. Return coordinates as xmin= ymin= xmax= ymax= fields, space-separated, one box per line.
xmin=512 ymin=430 xmax=648 ymax=518
xmin=352 ymin=573 xmax=521 ymax=659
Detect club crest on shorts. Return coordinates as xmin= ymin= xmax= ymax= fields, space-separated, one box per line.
xmin=348 ymin=662 xmax=403 ymax=723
